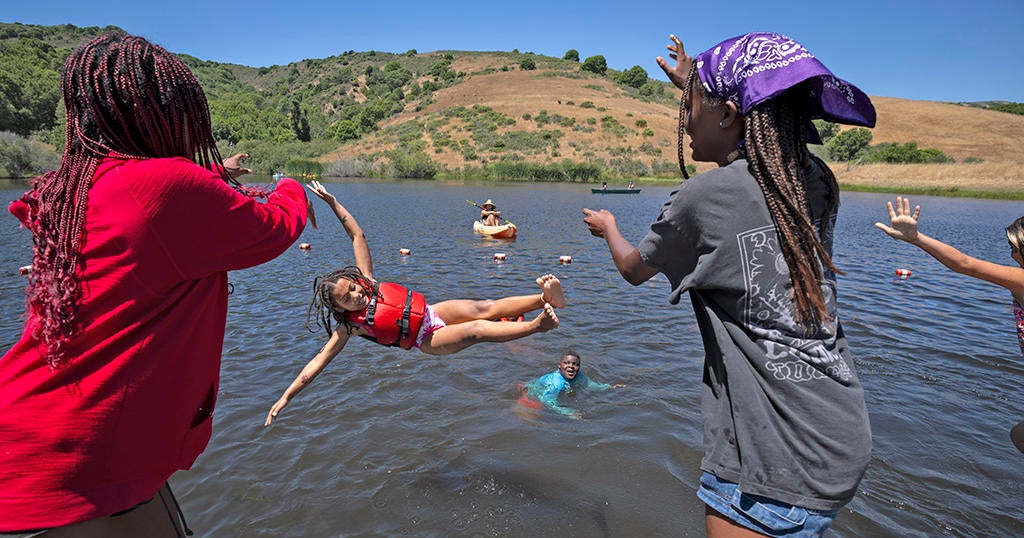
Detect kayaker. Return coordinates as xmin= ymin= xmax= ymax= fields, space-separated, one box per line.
xmin=519 ymin=349 xmax=625 ymax=419
xmin=583 ymin=32 xmax=875 ymax=537
xmin=480 ymin=198 xmax=503 ymax=226
xmin=0 ymin=34 xmax=308 ymax=536
xmin=265 ymin=181 xmax=566 ymax=426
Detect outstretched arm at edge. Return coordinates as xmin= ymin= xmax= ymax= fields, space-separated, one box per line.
xmin=875 ymin=197 xmax=1024 ymax=298
xmin=265 ymin=328 xmax=350 ymax=425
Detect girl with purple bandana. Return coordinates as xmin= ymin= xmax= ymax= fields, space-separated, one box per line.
xmin=583 ymin=32 xmax=875 ymax=537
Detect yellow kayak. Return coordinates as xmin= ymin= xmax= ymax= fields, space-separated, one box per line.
xmin=473 ymin=220 xmax=517 ymax=239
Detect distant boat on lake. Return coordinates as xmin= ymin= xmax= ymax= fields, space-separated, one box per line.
xmin=591 ymin=188 xmax=641 ymax=194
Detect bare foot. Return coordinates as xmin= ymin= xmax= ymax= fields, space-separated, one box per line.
xmin=534 ymin=303 xmax=559 ymax=332
xmin=536 ymin=274 xmax=567 ymax=308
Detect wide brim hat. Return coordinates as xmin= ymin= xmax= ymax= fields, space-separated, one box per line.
xmin=695 ymin=32 xmax=876 ymax=143
xmin=481 ymin=199 xmax=497 ymax=210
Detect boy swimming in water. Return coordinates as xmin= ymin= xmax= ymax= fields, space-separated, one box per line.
xmin=519 ymin=349 xmax=624 ymax=419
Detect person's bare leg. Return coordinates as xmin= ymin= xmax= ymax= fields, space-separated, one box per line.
xmin=420 ymin=304 xmax=558 ymax=355
xmin=705 ymin=506 xmax=770 ymax=538
xmin=431 ymin=274 xmax=566 ymax=324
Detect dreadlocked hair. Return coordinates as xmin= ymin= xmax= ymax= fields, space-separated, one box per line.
xmin=21 ymin=33 xmax=237 ymax=369
xmin=676 ymin=63 xmax=699 ymax=180
xmin=743 ymin=86 xmax=844 ymax=330
xmin=307 ymin=266 xmax=377 ymax=338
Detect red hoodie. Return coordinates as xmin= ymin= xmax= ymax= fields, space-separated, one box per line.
xmin=0 ymin=157 xmax=306 ymax=530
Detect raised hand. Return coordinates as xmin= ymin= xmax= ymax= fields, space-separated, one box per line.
xmin=306 ymin=180 xmax=338 ymax=206
xmin=222 ymin=153 xmax=253 ymax=179
xmin=874 ymin=196 xmax=921 ymax=242
xmin=655 ymin=34 xmax=692 ymax=91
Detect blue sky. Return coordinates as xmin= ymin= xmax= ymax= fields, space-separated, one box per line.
xmin=3 ymin=0 xmax=1021 ymax=102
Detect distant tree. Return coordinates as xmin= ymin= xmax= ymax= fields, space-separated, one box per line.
xmin=290 ymin=100 xmax=310 ymax=142
xmin=613 ymin=65 xmax=648 ymax=88
xmin=811 ymin=119 xmax=840 ymax=144
xmin=825 ymin=127 xmax=872 ymax=161
xmin=519 ymin=57 xmax=536 ymax=71
xmin=581 ymin=55 xmax=608 ymax=75
xmin=563 ymin=49 xmax=580 ymax=62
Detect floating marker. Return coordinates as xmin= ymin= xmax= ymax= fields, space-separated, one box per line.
xmin=399 ymin=248 xmax=411 ymax=255
xmin=493 ymin=252 xmax=507 ymax=260
xmin=17 ymin=265 xmax=31 ymax=276
xmin=559 ymin=255 xmax=573 ymax=264
xmin=895 ymin=268 xmax=911 ymax=279
xmin=298 ymin=243 xmax=311 ymax=250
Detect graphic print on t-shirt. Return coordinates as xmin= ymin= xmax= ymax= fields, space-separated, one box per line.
xmin=736 ymin=224 xmax=853 ymax=383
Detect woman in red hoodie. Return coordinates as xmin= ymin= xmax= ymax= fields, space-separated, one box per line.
xmin=0 ymin=34 xmax=308 ymax=536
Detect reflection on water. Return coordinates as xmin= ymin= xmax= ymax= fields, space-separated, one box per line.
xmin=0 ymin=180 xmax=1020 ymax=537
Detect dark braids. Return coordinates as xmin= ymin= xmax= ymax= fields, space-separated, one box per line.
xmin=744 ymin=88 xmax=843 ymax=329
xmin=307 ymin=267 xmax=377 ymax=337
xmin=678 ymin=71 xmax=842 ymax=329
xmin=676 ymin=63 xmax=699 ymax=180
xmin=22 ymin=33 xmax=239 ymax=369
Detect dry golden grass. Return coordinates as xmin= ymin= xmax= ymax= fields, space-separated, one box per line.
xmin=322 ymin=54 xmax=1024 ymax=192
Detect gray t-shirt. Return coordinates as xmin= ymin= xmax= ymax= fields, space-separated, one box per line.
xmin=637 ymin=159 xmax=871 ymax=511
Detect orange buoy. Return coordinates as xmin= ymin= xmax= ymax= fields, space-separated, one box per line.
xmin=559 ymin=255 xmax=572 ymax=264
xmin=493 ymin=253 xmax=507 ymax=260
xmin=895 ymin=268 xmax=911 ymax=279
xmin=399 ymin=248 xmax=411 ymax=255
xmin=298 ymin=243 xmax=311 ymax=250
xmin=17 ymin=265 xmax=31 ymax=276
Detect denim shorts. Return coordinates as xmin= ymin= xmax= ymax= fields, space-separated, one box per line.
xmin=697 ymin=471 xmax=838 ymax=538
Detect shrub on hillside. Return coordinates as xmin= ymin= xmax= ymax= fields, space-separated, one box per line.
xmin=988 ymin=102 xmax=1024 ymax=115
xmin=861 ymin=142 xmax=954 ymax=164
xmin=563 ymin=49 xmax=580 ymax=62
xmin=825 ymin=127 xmax=872 ymax=161
xmin=614 ymin=65 xmax=649 ymax=89
xmin=581 ymin=55 xmax=608 ymax=75
xmin=519 ymin=58 xmax=536 ymax=71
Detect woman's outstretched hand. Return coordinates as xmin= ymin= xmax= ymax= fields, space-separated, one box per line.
xmin=306 ymin=180 xmax=338 ymax=206
xmin=874 ymin=196 xmax=921 ymax=243
xmin=582 ymin=207 xmax=617 ymax=239
xmin=222 ymin=153 xmax=253 ymax=179
xmin=655 ymin=34 xmax=692 ymax=91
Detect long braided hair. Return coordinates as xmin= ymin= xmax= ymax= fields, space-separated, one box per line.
xmin=678 ymin=63 xmax=842 ymax=329
xmin=307 ymin=267 xmax=377 ymax=337
xmin=21 ymin=33 xmax=238 ymax=369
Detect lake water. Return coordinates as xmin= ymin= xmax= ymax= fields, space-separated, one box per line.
xmin=0 ymin=179 xmax=1021 ymax=537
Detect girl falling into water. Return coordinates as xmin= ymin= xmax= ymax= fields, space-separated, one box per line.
xmin=265 ymin=181 xmax=565 ymax=425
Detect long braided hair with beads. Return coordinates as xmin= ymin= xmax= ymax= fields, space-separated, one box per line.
xmin=307 ymin=267 xmax=378 ymax=337
xmin=678 ymin=63 xmax=842 ymax=329
xmin=21 ymin=33 xmax=238 ymax=369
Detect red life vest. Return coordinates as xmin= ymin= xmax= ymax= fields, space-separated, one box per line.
xmin=343 ymin=282 xmax=427 ymax=350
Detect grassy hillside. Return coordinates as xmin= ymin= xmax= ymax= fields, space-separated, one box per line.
xmin=2 ymin=22 xmax=1022 ymax=193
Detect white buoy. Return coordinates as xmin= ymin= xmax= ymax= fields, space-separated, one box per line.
xmin=399 ymin=248 xmax=411 ymax=256
xmin=493 ymin=253 xmax=507 ymax=260
xmin=298 ymin=243 xmax=311 ymax=250
xmin=17 ymin=265 xmax=31 ymax=276
xmin=559 ymin=255 xmax=572 ymax=264
xmin=895 ymin=268 xmax=911 ymax=279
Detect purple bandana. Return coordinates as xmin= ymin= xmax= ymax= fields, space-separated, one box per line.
xmin=695 ymin=32 xmax=876 ymax=131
